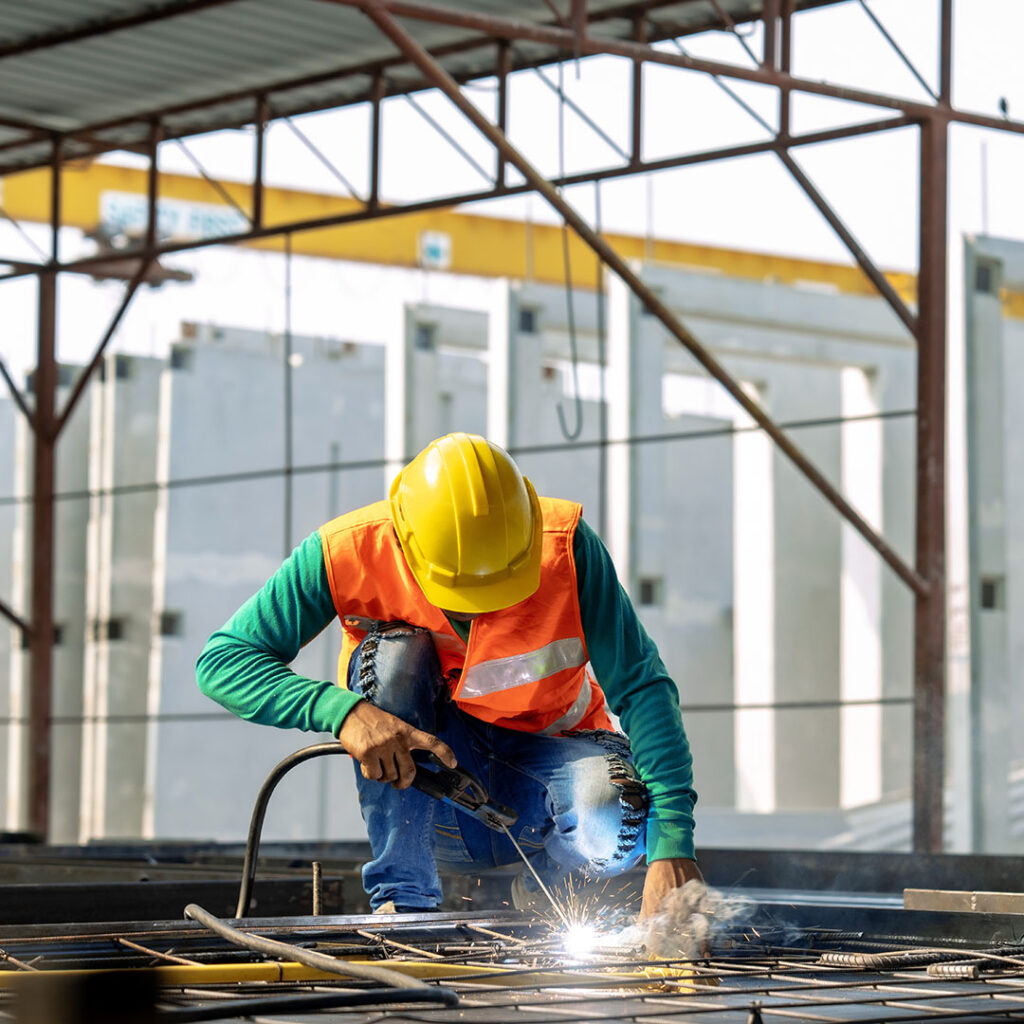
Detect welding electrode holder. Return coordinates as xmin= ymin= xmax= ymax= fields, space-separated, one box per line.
xmin=412 ymin=752 xmax=518 ymax=833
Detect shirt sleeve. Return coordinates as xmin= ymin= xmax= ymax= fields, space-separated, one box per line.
xmin=195 ymin=530 xmax=362 ymax=737
xmin=574 ymin=518 xmax=697 ymax=862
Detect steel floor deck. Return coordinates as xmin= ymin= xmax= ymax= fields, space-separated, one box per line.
xmin=4 ymin=909 xmax=1024 ymax=1023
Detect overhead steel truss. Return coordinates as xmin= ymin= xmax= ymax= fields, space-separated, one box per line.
xmin=1 ymin=0 xmax=1021 ymax=851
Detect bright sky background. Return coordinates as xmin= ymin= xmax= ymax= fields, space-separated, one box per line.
xmin=1 ymin=0 xmax=1021 ymax=372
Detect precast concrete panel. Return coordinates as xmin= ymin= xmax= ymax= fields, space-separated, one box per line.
xmin=0 ymin=397 xmax=15 ymax=818
xmin=653 ymin=413 xmax=735 ymax=808
xmin=79 ymin=354 xmax=163 ymax=841
xmin=3 ymin=378 xmax=92 ymax=839
xmin=641 ymin=264 xmax=914 ymax=828
xmin=965 ymin=237 xmax=1024 ymax=853
xmin=149 ymin=329 xmax=385 ymax=841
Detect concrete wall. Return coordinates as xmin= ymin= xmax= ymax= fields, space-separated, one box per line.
xmin=641 ymin=262 xmax=915 ymax=828
xmin=0 ymin=395 xmax=16 ymax=827
xmin=4 ymin=373 xmax=93 ymax=842
xmin=965 ymin=236 xmax=1024 ymax=854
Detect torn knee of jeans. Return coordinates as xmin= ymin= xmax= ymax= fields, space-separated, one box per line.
xmin=607 ymin=757 xmax=648 ymax=864
xmin=356 ymin=631 xmax=381 ymax=701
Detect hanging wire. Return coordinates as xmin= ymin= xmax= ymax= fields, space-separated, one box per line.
xmin=556 ymin=59 xmax=583 ymax=442
xmin=283 ymin=232 xmax=293 ymax=557
xmin=594 ymin=179 xmax=608 ymax=537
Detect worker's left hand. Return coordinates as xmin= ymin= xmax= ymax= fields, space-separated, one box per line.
xmin=638 ymin=857 xmax=704 ymax=921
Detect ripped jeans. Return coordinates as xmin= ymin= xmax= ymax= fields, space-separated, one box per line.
xmin=348 ymin=624 xmax=648 ymax=911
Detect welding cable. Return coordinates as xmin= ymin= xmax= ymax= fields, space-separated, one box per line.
xmin=183 ymin=904 xmax=453 ymax=993
xmin=161 ymin=985 xmax=458 ymax=1022
xmin=234 ymin=742 xmax=347 ymax=918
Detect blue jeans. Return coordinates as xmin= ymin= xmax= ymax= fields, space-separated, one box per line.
xmin=347 ymin=623 xmax=648 ymax=911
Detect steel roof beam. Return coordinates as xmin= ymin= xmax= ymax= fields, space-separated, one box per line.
xmin=323 ymin=0 xmax=1024 ymax=136
xmin=0 ymin=0 xmax=242 ymax=60
xmin=0 ymin=115 xmax=915 ymax=282
xmin=357 ymin=0 xmax=928 ymax=598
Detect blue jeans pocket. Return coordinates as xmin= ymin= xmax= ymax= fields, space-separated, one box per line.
xmin=432 ymin=806 xmax=475 ymax=865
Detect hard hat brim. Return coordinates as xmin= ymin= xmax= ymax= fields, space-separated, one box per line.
xmin=413 ymin=539 xmax=542 ymax=614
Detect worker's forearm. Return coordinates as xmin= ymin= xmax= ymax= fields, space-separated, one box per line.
xmin=197 ymin=633 xmax=359 ymax=735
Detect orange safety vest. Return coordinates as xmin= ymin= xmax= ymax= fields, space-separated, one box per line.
xmin=319 ymin=497 xmax=614 ymax=736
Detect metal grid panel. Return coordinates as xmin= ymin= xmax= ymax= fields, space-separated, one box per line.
xmin=5 ymin=912 xmax=1024 ymax=1023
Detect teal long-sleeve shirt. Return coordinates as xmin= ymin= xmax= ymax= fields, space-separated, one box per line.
xmin=196 ymin=519 xmax=697 ymax=861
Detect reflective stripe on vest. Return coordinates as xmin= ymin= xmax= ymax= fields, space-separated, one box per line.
xmin=458 ymin=638 xmax=586 ymax=700
xmin=540 ymin=673 xmax=592 ymax=736
xmin=319 ymin=496 xmax=615 ymax=735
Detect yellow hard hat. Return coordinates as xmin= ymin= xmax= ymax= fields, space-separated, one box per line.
xmin=389 ymin=433 xmax=543 ymax=614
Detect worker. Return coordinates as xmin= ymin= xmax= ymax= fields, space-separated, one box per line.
xmin=196 ymin=433 xmax=701 ymax=918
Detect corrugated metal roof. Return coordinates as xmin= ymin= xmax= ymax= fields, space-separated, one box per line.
xmin=0 ymin=0 xmax=843 ymax=177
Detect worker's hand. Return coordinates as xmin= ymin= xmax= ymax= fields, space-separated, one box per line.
xmin=338 ymin=700 xmax=457 ymax=790
xmin=638 ymin=857 xmax=705 ymax=922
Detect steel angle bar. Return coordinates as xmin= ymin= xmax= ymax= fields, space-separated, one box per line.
xmin=52 ymin=256 xmax=155 ymax=440
xmin=0 ymin=203 xmax=48 ymax=262
xmin=775 ymin=148 xmax=917 ymax=333
xmin=322 ymin=0 xmax=1024 ymax=136
xmin=357 ymin=0 xmax=928 ymax=598
xmin=525 ymin=56 xmax=630 ymax=161
xmin=171 ymin=139 xmax=252 ymax=225
xmin=857 ymin=0 xmax=937 ymax=101
xmin=54 ymin=123 xmax=161 ymax=440
xmin=0 ymin=596 xmax=31 ymax=636
xmin=0 ymin=117 xmax=913 ymax=285
xmin=403 ymin=92 xmax=493 ymax=183
xmin=0 ymin=116 xmax=49 ymax=137
xmin=282 ymin=116 xmax=363 ymax=202
xmin=0 ymin=355 xmax=35 ymax=427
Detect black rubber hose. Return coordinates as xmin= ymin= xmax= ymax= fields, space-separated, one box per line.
xmin=235 ymin=742 xmax=348 ymax=918
xmin=161 ymin=986 xmax=459 ymax=1023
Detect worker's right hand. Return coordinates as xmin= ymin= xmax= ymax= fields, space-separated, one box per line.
xmin=338 ymin=700 xmax=457 ymax=791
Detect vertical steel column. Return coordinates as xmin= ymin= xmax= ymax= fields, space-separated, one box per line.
xmin=762 ymin=0 xmax=778 ymax=69
xmin=778 ymin=0 xmax=793 ymax=138
xmin=369 ymin=73 xmax=385 ymax=210
xmin=28 ymin=273 xmax=57 ymax=839
xmin=27 ymin=137 xmax=63 ymax=838
xmin=253 ymin=96 xmax=268 ymax=229
xmin=496 ymin=42 xmax=510 ymax=188
xmin=912 ymin=0 xmax=952 ymax=853
xmin=630 ymin=15 xmax=645 ymax=167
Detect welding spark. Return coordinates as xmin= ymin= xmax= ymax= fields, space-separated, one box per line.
xmin=562 ymin=923 xmax=601 ymax=957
